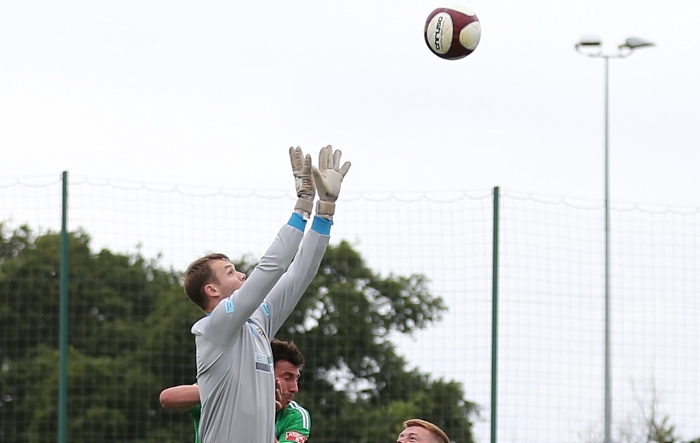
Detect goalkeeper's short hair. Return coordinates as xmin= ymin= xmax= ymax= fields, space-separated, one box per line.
xmin=183 ymin=252 xmax=230 ymax=310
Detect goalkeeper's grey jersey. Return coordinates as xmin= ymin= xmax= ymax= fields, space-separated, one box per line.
xmin=193 ymin=215 xmax=330 ymax=443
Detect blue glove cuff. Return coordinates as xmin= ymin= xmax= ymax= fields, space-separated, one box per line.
xmin=287 ymin=212 xmax=307 ymax=232
xmin=311 ymin=215 xmax=332 ymax=235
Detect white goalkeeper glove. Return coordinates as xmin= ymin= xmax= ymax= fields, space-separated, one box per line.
xmin=289 ymin=146 xmax=316 ymax=219
xmin=311 ymin=145 xmax=351 ymax=220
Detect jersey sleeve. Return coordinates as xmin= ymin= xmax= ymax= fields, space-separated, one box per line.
xmin=201 ymin=214 xmax=306 ymax=345
xmin=262 ymin=216 xmax=330 ymax=338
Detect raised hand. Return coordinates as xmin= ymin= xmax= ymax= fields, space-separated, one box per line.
xmin=311 ymin=145 xmax=351 ymax=219
xmin=289 ymin=146 xmax=316 ymax=218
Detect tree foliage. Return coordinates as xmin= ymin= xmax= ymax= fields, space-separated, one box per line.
xmin=274 ymin=240 xmax=476 ymax=442
xmin=578 ymin=381 xmax=699 ymax=443
xmin=0 ymin=225 xmax=478 ymax=443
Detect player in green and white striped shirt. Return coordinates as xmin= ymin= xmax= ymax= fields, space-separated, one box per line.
xmin=271 ymin=340 xmax=310 ymax=443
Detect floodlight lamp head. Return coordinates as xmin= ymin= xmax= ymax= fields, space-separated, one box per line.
xmin=576 ymin=35 xmax=602 ymax=48
xmin=619 ymin=37 xmax=655 ymax=50
xmin=575 ymin=35 xmax=603 ymax=56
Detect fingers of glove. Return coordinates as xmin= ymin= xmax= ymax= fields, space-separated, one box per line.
xmin=331 ymin=149 xmax=343 ymax=170
xmin=303 ymin=153 xmax=312 ymax=174
xmin=338 ymin=161 xmax=351 ymax=177
xmin=289 ymin=146 xmax=298 ymax=168
xmin=290 ymin=146 xmax=304 ymax=172
xmin=319 ymin=145 xmax=333 ymax=170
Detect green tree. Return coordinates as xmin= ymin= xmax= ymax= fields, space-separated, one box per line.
xmin=0 ymin=227 xmax=478 ymax=443
xmin=0 ymin=225 xmax=189 ymax=443
xmin=275 ymin=240 xmax=478 ymax=443
xmin=580 ymin=382 xmax=700 ymax=443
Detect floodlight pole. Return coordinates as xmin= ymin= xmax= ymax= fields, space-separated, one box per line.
xmin=603 ymin=53 xmax=612 ymax=443
xmin=575 ymin=36 xmax=654 ymax=443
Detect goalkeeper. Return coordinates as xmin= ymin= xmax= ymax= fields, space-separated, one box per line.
xmin=183 ymin=146 xmax=350 ymax=443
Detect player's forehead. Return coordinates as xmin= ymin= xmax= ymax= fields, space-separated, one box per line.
xmin=398 ymin=426 xmax=431 ymax=441
xmin=211 ymin=259 xmax=233 ymax=271
xmin=275 ymin=360 xmax=300 ymax=376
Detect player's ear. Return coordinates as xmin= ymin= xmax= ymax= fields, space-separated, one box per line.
xmin=204 ymin=283 xmax=218 ymax=298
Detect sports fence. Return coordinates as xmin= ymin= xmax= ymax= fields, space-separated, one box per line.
xmin=0 ymin=174 xmax=698 ymax=443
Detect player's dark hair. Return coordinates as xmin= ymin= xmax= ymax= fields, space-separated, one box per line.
xmin=183 ymin=253 xmax=230 ymax=310
xmin=271 ymin=339 xmax=305 ymax=369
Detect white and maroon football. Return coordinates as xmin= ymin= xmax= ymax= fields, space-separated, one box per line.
xmin=424 ymin=4 xmax=481 ymax=60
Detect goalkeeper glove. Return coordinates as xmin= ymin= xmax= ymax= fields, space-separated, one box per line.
xmin=311 ymin=145 xmax=351 ymax=220
xmin=289 ymin=146 xmax=316 ymax=219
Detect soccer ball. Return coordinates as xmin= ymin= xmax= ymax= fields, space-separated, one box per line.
xmin=424 ymin=4 xmax=481 ymax=60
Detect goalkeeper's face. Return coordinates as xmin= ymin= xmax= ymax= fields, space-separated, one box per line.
xmin=208 ymin=259 xmax=247 ymax=298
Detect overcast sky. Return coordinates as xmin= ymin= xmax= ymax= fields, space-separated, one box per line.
xmin=2 ymin=2 xmax=699 ymax=441
xmin=1 ymin=0 xmax=699 ymax=208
